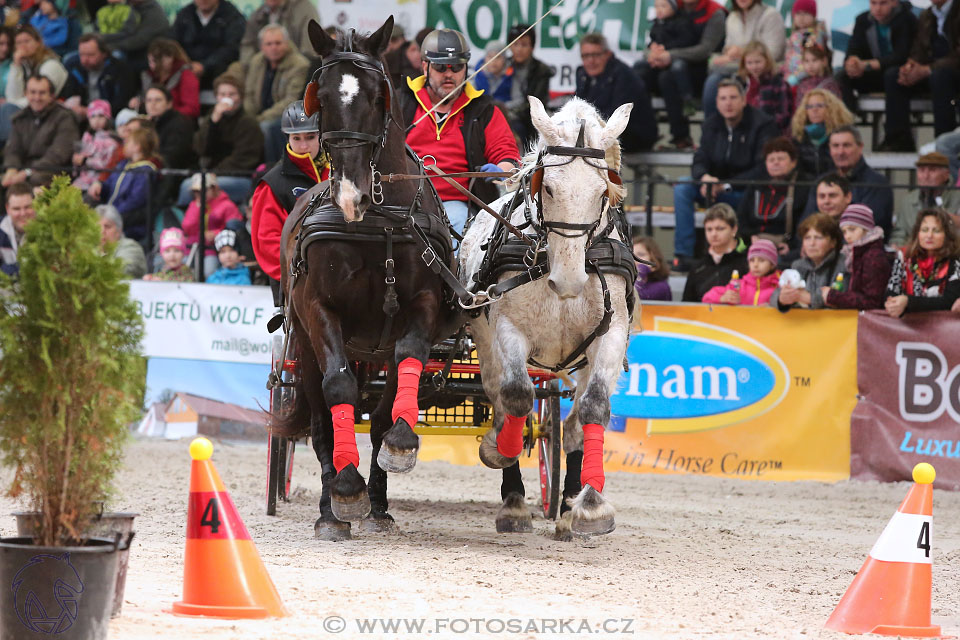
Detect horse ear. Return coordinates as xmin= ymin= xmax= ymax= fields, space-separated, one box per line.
xmin=308 ymin=19 xmax=336 ymax=58
xmin=365 ymin=16 xmax=394 ymax=57
xmin=528 ymin=96 xmax=560 ymax=146
xmin=599 ymin=102 xmax=633 ymax=150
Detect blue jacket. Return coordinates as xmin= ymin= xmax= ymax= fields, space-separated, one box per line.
xmin=207 ymin=265 xmax=251 ymax=285
xmin=62 ymin=55 xmax=136 ymax=118
xmin=575 ymin=55 xmax=657 ymax=152
xmin=29 ymin=13 xmax=68 ymax=50
xmin=103 ymin=159 xmax=157 ymax=236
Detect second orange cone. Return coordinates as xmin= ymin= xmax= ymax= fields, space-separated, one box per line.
xmin=171 ymin=437 xmax=287 ymax=619
xmin=825 ymin=462 xmax=941 ymax=637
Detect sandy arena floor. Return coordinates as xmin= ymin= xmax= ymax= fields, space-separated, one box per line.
xmin=2 ymin=437 xmax=958 ymax=640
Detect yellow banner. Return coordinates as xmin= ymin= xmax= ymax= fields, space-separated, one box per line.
xmin=420 ymin=304 xmax=857 ymax=482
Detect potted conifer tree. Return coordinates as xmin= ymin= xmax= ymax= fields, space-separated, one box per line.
xmin=0 ymin=177 xmax=144 ymax=639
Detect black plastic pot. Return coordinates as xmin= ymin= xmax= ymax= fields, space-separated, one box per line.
xmin=13 ymin=512 xmax=137 ymax=618
xmin=0 ymin=536 xmax=123 ymax=640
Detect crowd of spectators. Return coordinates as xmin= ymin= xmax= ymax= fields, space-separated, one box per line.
xmin=0 ymin=0 xmax=955 ymax=321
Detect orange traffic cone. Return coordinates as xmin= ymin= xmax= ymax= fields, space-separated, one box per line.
xmin=171 ymin=437 xmax=287 ymax=619
xmin=825 ymin=462 xmax=941 ymax=637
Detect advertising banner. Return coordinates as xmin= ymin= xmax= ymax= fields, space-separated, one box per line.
xmin=129 ymin=281 xmax=275 ymax=365
xmin=422 ymin=303 xmax=857 ymax=481
xmin=316 ymin=0 xmax=915 ymax=93
xmin=851 ymin=311 xmax=960 ymax=490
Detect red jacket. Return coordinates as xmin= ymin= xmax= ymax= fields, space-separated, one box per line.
xmin=143 ymin=62 xmax=201 ymax=120
xmin=251 ymin=145 xmax=329 ymax=281
xmin=405 ymin=75 xmax=519 ymax=202
xmin=702 ymin=270 xmax=781 ymax=306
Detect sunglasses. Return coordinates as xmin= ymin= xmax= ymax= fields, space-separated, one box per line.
xmin=430 ymin=63 xmax=465 ymax=73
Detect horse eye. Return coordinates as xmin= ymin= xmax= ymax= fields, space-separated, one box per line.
xmin=544 ymin=185 xmax=553 ymax=197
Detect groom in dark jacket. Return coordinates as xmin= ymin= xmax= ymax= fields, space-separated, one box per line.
xmin=574 ymin=32 xmax=657 ymax=152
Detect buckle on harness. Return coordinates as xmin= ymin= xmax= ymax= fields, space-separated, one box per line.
xmin=421 ymin=248 xmax=437 ymax=267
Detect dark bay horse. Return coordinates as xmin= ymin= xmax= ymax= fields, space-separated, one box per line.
xmin=272 ymin=17 xmax=461 ymax=541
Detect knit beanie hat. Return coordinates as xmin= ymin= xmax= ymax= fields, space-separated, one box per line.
xmin=159 ymin=228 xmax=186 ymax=253
xmin=87 ymin=99 xmax=111 ymax=119
xmin=792 ymin=0 xmax=816 ymax=16
xmin=115 ymin=108 xmax=139 ymax=128
xmin=747 ymin=238 xmax=778 ymax=266
xmin=839 ymin=204 xmax=875 ymax=231
xmin=214 ymin=229 xmax=238 ymax=252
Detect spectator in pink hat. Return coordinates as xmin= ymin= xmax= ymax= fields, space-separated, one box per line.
xmin=144 ymin=227 xmax=194 ymax=281
xmin=72 ymin=99 xmax=123 ymax=192
xmin=702 ymin=237 xmax=780 ymax=305
xmin=781 ymin=0 xmax=829 ymax=87
xmin=822 ymin=203 xmax=890 ymax=309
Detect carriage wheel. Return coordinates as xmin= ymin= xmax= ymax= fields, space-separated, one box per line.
xmin=538 ymin=383 xmax=562 ymax=520
xmin=266 ymin=432 xmax=284 ymax=516
xmin=282 ymin=438 xmax=296 ymax=501
xmin=267 ymin=334 xmax=297 ymax=515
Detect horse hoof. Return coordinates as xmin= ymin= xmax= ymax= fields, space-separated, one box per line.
xmin=478 ymin=428 xmax=518 ymax=470
xmin=377 ymin=445 xmax=417 ymax=473
xmin=379 ymin=419 xmax=420 ymax=473
xmin=315 ymin=517 xmax=352 ymax=542
xmin=360 ymin=511 xmax=398 ymax=534
xmin=495 ymin=492 xmax=532 ymax=533
xmin=331 ymin=464 xmax=371 ymax=522
xmin=570 ymin=485 xmax=616 ymax=536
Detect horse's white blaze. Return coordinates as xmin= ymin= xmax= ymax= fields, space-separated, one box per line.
xmin=339 ymin=74 xmax=360 ymax=106
xmin=337 ymin=178 xmax=361 ymax=220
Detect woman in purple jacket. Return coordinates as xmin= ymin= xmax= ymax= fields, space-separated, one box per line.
xmin=633 ymin=236 xmax=673 ymax=301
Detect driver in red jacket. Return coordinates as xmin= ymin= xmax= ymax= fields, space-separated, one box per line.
xmin=251 ymin=100 xmax=330 ymax=290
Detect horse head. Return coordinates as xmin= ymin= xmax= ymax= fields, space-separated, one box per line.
xmin=527 ymin=96 xmax=631 ymax=298
xmin=304 ymin=17 xmax=396 ymax=222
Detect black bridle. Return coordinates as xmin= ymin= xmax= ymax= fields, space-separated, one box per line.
xmin=309 ymin=29 xmax=396 ymax=175
xmin=525 ymin=120 xmax=618 ymax=243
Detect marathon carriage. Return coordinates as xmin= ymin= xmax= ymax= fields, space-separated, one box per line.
xmin=263 ymin=17 xmax=638 ymax=538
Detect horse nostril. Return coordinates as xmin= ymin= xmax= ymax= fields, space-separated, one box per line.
xmin=547 ymin=279 xmax=559 ymax=295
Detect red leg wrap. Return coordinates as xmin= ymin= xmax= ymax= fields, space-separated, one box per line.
xmin=497 ymin=414 xmax=526 ymax=458
xmin=392 ymin=357 xmax=423 ymax=428
xmin=331 ymin=403 xmax=359 ymax=472
xmin=581 ymin=423 xmax=605 ymax=492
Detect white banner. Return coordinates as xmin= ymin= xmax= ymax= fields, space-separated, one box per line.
xmin=129 ymin=281 xmax=275 ymax=365
xmin=318 ymin=0 xmax=931 ymax=93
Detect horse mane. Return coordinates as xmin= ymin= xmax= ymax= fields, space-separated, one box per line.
xmin=508 ymin=98 xmax=625 ymax=207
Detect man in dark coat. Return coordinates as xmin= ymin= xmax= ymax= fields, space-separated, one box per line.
xmin=672 ymin=77 xmax=779 ymax=271
xmin=801 ymin=125 xmax=893 ymax=237
xmin=170 ymin=0 xmax=247 ymax=90
xmin=100 ymin=0 xmax=169 ymax=73
xmin=503 ymin=23 xmax=554 ymax=146
xmin=837 ymin=0 xmax=917 ymax=109
xmin=61 ymin=34 xmax=137 ymax=120
xmin=881 ymin=0 xmax=960 ymax=150
xmin=575 ymin=32 xmax=657 ymax=152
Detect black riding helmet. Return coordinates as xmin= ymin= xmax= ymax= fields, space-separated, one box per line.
xmin=420 ymin=29 xmax=471 ymax=65
xmin=281 ymin=100 xmax=319 ymax=134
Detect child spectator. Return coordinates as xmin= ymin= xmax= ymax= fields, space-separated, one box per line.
xmin=703 ymin=238 xmax=780 ymax=305
xmin=87 ymin=126 xmax=158 ymax=241
xmin=28 ymin=0 xmax=67 ymax=55
xmin=643 ymin=0 xmax=698 ymax=114
xmin=782 ymin=0 xmax=829 ymax=86
xmin=472 ymin=41 xmax=511 ymax=102
xmin=739 ymin=41 xmax=793 ymax=132
xmin=822 ymin=204 xmax=890 ymax=310
xmin=72 ymin=99 xmax=122 ymax=192
xmin=206 ymin=228 xmax=251 ymax=285
xmin=793 ymin=43 xmax=841 ymax=109
xmin=114 ymin=107 xmax=138 ymax=139
xmin=885 ymin=208 xmax=960 ymax=317
xmin=633 ymin=235 xmax=672 ymax=301
xmin=144 ymin=227 xmax=193 ymax=282
xmin=96 ymin=0 xmax=132 ymax=36
xmin=181 ymin=172 xmax=242 ymax=277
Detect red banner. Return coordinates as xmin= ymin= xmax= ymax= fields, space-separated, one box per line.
xmin=851 ymin=311 xmax=960 ymax=490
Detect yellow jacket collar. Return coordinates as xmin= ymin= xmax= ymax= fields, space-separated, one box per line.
xmin=407 ymin=75 xmax=484 ymax=101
